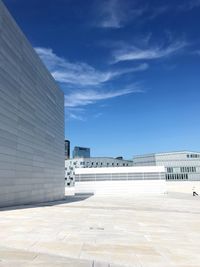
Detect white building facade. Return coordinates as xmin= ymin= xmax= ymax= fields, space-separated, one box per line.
xmin=65 ymin=157 xmax=133 ymax=186
xmin=133 ymin=151 xmax=200 ymax=181
xmin=75 ymin=166 xmax=166 ymax=195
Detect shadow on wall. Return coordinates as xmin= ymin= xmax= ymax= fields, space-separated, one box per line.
xmin=0 ymin=193 xmax=94 ymax=212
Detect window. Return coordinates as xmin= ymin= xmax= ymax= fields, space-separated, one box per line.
xmin=188 ymin=154 xmax=200 ymax=158
xmin=167 ymin=167 xmax=173 ymax=173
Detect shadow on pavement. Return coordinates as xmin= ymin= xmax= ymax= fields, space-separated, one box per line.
xmin=0 ymin=193 xmax=94 ymax=212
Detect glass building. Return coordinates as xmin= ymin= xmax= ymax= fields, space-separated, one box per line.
xmin=73 ymin=146 xmax=90 ymax=158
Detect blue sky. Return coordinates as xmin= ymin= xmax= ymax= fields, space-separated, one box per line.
xmin=4 ymin=0 xmax=200 ymax=159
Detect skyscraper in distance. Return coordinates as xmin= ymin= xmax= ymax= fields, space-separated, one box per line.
xmin=65 ymin=140 xmax=70 ymax=159
xmin=73 ymin=146 xmax=90 ymax=158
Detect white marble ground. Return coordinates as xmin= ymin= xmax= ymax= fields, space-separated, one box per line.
xmin=0 ymin=191 xmax=200 ymax=266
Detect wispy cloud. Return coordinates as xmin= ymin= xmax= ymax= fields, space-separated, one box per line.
xmin=35 ymin=47 xmax=147 ymax=86
xmin=65 ymin=85 xmax=143 ymax=108
xmin=179 ymin=0 xmax=200 ymax=10
xmin=35 ymin=47 xmax=146 ymax=120
xmin=93 ymin=112 xmax=103 ymax=118
xmin=146 ymin=5 xmax=169 ymax=20
xmin=69 ymin=113 xmax=86 ymax=121
xmin=112 ymin=41 xmax=187 ymax=63
xmin=97 ymin=0 xmax=147 ymax=28
xmin=96 ymin=0 xmax=170 ymax=29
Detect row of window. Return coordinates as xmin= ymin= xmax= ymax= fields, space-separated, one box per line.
xmin=167 ymin=166 xmax=197 ymax=173
xmin=180 ymin=167 xmax=196 ymax=173
xmin=187 ymin=154 xmax=200 ymax=158
xmin=166 ymin=174 xmax=188 ymax=180
xmin=80 ymin=162 xmax=129 ymax=167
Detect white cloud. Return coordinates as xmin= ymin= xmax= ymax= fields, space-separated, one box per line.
xmin=93 ymin=112 xmax=103 ymax=118
xmin=190 ymin=0 xmax=200 ymax=8
xmin=112 ymin=41 xmax=187 ymax=63
xmin=35 ymin=47 xmax=146 ymax=120
xmin=97 ymin=0 xmax=170 ymax=29
xmin=69 ymin=113 xmax=86 ymax=121
xmin=35 ymin=47 xmax=147 ymax=86
xmin=65 ymin=85 xmax=143 ymax=108
xmin=195 ymin=50 xmax=200 ymax=55
xmin=97 ymin=0 xmax=146 ymax=28
xmin=179 ymin=0 xmax=200 ymax=10
xmin=100 ymin=0 xmax=122 ymax=28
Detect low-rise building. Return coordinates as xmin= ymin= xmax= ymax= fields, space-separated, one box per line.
xmin=65 ymin=157 xmax=133 ymax=186
xmin=133 ymin=151 xmax=200 ymax=181
xmin=75 ymin=166 xmax=166 ymax=195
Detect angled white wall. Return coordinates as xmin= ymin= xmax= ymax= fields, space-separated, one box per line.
xmin=75 ymin=166 xmax=166 ymax=195
xmin=0 ymin=0 xmax=65 ymax=207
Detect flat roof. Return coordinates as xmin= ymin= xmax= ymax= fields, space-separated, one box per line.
xmin=66 ymin=157 xmax=132 ymax=161
xmin=134 ymin=151 xmax=200 ymax=158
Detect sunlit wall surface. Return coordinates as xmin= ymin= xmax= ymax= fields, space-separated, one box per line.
xmin=0 ymin=0 xmax=65 ymax=207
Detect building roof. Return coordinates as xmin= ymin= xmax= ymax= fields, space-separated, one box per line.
xmin=66 ymin=157 xmax=132 ymax=161
xmin=133 ymin=151 xmax=200 ymax=158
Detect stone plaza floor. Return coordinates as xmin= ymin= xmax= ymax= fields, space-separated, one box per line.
xmin=0 ymin=191 xmax=200 ymax=266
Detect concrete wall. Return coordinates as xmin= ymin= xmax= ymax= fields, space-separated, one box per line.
xmin=75 ymin=180 xmax=166 ymax=195
xmin=74 ymin=166 xmax=166 ymax=195
xmin=0 ymin=0 xmax=65 ymax=207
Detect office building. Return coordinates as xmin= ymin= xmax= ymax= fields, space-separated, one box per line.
xmin=133 ymin=151 xmax=200 ymax=181
xmin=0 ymin=0 xmax=65 ymax=207
xmin=73 ymin=146 xmax=90 ymax=158
xmin=75 ymin=166 xmax=166 ymax=195
xmin=65 ymin=140 xmax=70 ymax=159
xmin=65 ymin=157 xmax=133 ymax=186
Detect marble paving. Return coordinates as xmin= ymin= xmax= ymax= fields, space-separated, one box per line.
xmin=0 ymin=192 xmax=200 ymax=266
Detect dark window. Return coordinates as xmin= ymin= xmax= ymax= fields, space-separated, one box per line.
xmin=167 ymin=167 xmax=173 ymax=173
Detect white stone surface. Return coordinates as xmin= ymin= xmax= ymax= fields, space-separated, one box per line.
xmin=0 ymin=0 xmax=65 ymax=207
xmin=167 ymin=181 xmax=200 ymax=194
xmin=0 ymin=184 xmax=200 ymax=266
